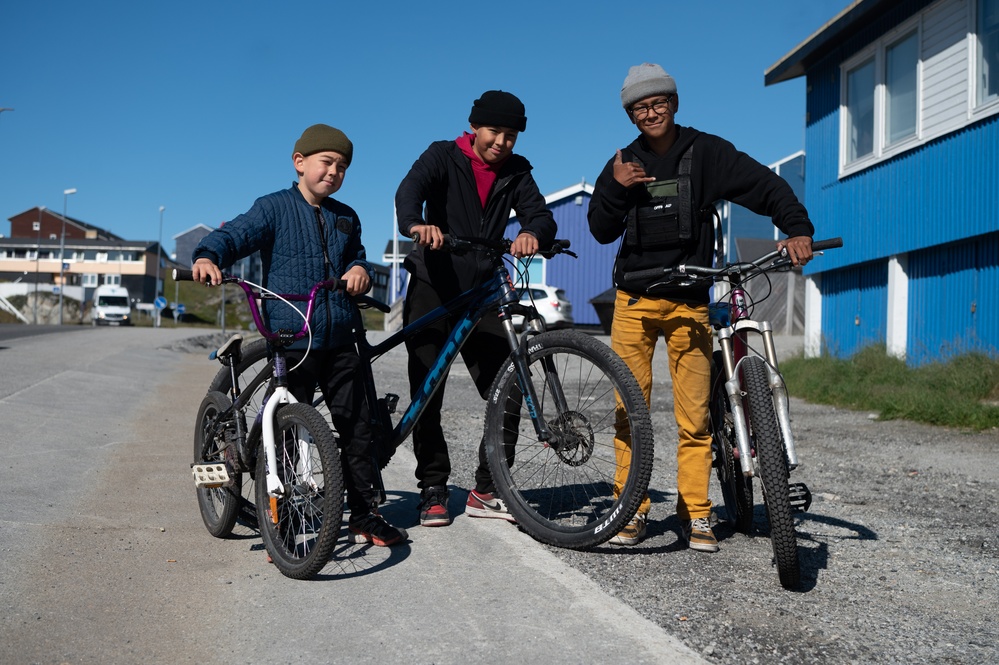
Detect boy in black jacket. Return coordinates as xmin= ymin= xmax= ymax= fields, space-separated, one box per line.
xmin=395 ymin=91 xmax=557 ymax=527
xmin=588 ymin=64 xmax=815 ymax=550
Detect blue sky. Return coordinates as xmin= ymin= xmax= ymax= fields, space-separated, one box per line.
xmin=1 ymin=0 xmax=850 ymax=264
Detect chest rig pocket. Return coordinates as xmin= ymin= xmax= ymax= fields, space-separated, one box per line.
xmin=624 ymin=144 xmax=694 ymax=249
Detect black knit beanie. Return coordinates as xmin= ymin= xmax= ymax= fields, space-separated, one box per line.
xmin=468 ymin=91 xmax=527 ymax=132
xmin=293 ymin=124 xmax=353 ymax=164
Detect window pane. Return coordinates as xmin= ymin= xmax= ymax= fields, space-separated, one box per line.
xmin=887 ymin=32 xmax=918 ymax=144
xmin=847 ymin=59 xmax=875 ymax=161
xmin=981 ymin=0 xmax=999 ymax=104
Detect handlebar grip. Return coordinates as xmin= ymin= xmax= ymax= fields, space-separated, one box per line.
xmin=622 ymin=267 xmax=670 ymax=282
xmin=812 ymin=237 xmax=843 ymax=251
xmin=173 ymin=268 xmax=194 ymax=281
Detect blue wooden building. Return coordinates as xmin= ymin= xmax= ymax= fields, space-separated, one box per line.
xmin=767 ymin=0 xmax=999 ymax=365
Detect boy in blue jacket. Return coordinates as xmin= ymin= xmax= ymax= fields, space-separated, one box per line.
xmin=192 ymin=124 xmax=406 ymax=547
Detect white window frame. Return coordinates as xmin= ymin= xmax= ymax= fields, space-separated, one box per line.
xmin=82 ymin=273 xmax=99 ymax=288
xmin=103 ymin=273 xmax=121 ymax=286
xmin=974 ymin=0 xmax=999 ymax=112
xmin=840 ymin=17 xmax=923 ymax=177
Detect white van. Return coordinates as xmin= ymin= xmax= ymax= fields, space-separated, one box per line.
xmin=92 ymin=285 xmax=132 ymax=326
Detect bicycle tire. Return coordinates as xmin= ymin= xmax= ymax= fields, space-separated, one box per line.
xmin=710 ymin=351 xmax=754 ymax=534
xmin=194 ymin=391 xmax=242 ymax=538
xmin=255 ymin=402 xmax=344 ymax=579
xmin=741 ymin=356 xmax=800 ymax=589
xmin=483 ymin=330 xmax=654 ymax=549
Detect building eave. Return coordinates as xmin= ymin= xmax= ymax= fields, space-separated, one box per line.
xmin=765 ymin=0 xmax=893 ymax=86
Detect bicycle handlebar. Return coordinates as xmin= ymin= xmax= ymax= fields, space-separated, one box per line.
xmin=413 ymin=234 xmax=575 ymax=259
xmin=173 ymin=268 xmax=354 ymax=345
xmin=622 ymin=237 xmax=843 ymax=284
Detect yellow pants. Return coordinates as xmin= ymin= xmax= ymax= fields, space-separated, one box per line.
xmin=611 ymin=291 xmax=713 ymax=521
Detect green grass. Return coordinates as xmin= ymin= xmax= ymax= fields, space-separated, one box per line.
xmin=782 ymin=345 xmax=999 ymax=431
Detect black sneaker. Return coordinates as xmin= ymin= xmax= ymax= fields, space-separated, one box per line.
xmin=348 ymin=512 xmax=408 ymax=547
xmin=418 ymin=485 xmax=451 ymax=527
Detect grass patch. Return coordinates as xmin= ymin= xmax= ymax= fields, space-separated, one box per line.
xmin=782 ymin=345 xmax=999 ymax=431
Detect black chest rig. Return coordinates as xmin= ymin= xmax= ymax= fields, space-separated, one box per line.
xmin=623 ymin=143 xmax=697 ymax=249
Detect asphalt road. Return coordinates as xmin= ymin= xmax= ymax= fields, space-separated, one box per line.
xmin=0 ymin=325 xmax=704 ymax=665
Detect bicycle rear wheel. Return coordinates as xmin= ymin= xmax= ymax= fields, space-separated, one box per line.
xmin=710 ymin=351 xmax=754 ymax=534
xmin=255 ymin=403 xmax=344 ymax=580
xmin=742 ymin=356 xmax=800 ymax=589
xmin=483 ymin=330 xmax=654 ymax=549
xmin=194 ymin=391 xmax=242 ymax=538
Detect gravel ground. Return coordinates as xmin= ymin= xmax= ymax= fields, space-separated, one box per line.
xmin=180 ymin=330 xmax=999 ymax=664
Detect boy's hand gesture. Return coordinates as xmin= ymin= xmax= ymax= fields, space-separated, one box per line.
xmin=612 ymin=149 xmax=655 ymax=188
xmin=192 ymin=258 xmax=222 ymax=286
xmin=509 ymin=232 xmax=538 ymax=259
xmin=341 ymin=265 xmax=371 ymax=296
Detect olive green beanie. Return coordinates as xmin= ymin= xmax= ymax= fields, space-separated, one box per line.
xmin=293 ymin=124 xmax=353 ymax=164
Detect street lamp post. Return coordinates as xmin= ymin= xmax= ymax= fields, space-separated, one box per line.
xmin=155 ymin=206 xmax=165 ymax=327
xmin=33 ymin=206 xmax=46 ymax=325
xmin=58 ymin=188 xmax=77 ymax=325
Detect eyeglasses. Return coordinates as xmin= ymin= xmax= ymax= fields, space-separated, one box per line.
xmin=631 ymin=96 xmax=674 ymax=119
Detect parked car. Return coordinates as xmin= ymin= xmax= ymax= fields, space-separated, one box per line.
xmin=512 ymin=284 xmax=574 ymax=329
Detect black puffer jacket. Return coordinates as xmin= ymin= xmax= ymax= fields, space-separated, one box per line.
xmin=395 ymin=140 xmax=557 ymax=296
xmin=588 ymin=126 xmax=814 ymax=304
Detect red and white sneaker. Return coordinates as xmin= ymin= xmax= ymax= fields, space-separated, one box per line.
xmin=465 ymin=490 xmax=516 ymax=523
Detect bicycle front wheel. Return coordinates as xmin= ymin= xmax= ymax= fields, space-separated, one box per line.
xmin=483 ymin=330 xmax=654 ymax=549
xmin=194 ymin=391 xmax=242 ymax=538
xmin=742 ymin=356 xmax=800 ymax=589
xmin=255 ymin=403 xmax=344 ymax=580
xmin=710 ymin=351 xmax=754 ymax=534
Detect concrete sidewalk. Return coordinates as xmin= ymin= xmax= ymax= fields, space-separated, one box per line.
xmin=1 ymin=326 xmax=707 ymax=665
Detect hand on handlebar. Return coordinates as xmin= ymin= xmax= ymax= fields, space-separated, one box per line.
xmin=192 ymin=257 xmax=223 ymax=286
xmin=410 ymin=224 xmax=445 ymax=250
xmin=340 ymin=264 xmax=371 ymax=296
xmin=777 ymin=236 xmax=814 ymax=267
xmin=510 ymin=232 xmax=539 ymax=259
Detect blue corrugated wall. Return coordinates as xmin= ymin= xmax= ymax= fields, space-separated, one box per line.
xmin=820 ymin=260 xmax=888 ymax=357
xmin=908 ymin=231 xmax=999 ymax=365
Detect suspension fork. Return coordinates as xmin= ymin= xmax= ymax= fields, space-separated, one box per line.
xmin=717 ymin=315 xmax=799 ymax=476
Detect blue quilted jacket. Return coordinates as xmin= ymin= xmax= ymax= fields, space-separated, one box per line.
xmin=192 ymin=184 xmax=372 ymax=349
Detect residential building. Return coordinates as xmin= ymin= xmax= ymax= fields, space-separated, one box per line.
xmin=767 ymin=0 xmax=999 ymax=364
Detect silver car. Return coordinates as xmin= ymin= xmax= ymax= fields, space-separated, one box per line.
xmin=512 ymin=284 xmax=574 ymax=329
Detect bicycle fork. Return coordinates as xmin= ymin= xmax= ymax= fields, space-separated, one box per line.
xmin=717 ymin=322 xmax=799 ymax=477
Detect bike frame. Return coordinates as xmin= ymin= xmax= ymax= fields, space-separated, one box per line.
xmin=351 ymin=260 xmax=557 ymax=455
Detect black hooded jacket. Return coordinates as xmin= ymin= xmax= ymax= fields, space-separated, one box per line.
xmin=396 ymin=139 xmax=557 ymax=297
xmin=588 ymin=125 xmax=814 ymax=304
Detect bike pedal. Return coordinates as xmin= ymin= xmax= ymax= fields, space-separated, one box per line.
xmin=788 ymin=482 xmax=812 ymax=513
xmin=192 ymin=463 xmax=233 ymax=488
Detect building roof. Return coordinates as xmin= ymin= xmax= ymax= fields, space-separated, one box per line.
xmin=765 ymin=0 xmax=896 ymax=85
xmin=173 ymin=223 xmax=215 ymax=239
xmin=1 ymin=236 xmax=152 ymax=250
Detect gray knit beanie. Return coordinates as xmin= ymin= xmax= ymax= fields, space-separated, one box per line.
xmin=620 ymin=63 xmax=677 ymax=109
xmin=293 ymin=124 xmax=353 ymax=164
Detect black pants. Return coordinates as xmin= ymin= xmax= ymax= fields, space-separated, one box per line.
xmin=285 ymin=346 xmax=379 ymax=516
xmin=403 ymin=278 xmax=510 ymax=493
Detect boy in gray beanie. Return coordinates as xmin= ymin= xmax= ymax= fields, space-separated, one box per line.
xmin=588 ymin=63 xmax=816 ymax=551
xmin=395 ymin=91 xmax=557 ymax=528
xmin=192 ymin=123 xmax=408 ymax=549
